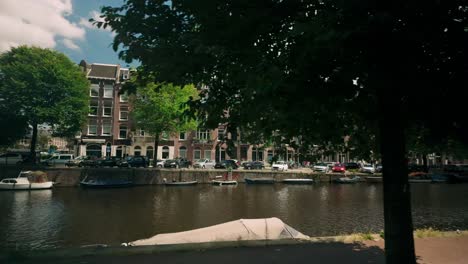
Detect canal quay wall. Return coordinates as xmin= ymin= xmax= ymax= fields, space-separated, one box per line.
xmin=0 ymin=166 xmax=377 ymax=187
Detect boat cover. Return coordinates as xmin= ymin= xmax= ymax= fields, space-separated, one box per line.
xmin=128 ymin=217 xmax=309 ymax=246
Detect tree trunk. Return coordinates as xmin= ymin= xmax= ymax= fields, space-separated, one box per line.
xmin=153 ymin=133 xmax=160 ymax=167
xmin=422 ymin=154 xmax=428 ymax=172
xmin=378 ymin=92 xmax=416 ymax=263
xmin=30 ymin=123 xmax=38 ymax=164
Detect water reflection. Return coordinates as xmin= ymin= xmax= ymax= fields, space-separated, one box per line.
xmin=0 ymin=183 xmax=467 ymax=250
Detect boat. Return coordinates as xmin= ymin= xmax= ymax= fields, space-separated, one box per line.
xmin=163 ymin=178 xmax=198 ymax=186
xmin=245 ymin=178 xmax=275 ymax=184
xmin=408 ymin=172 xmax=431 ymax=183
xmin=212 ymin=180 xmax=238 ymax=186
xmin=333 ymin=176 xmax=361 ymax=184
xmin=365 ymin=176 xmax=383 ymax=183
xmin=282 ymin=178 xmax=314 ymax=184
xmin=80 ymin=178 xmax=133 ymax=188
xmin=0 ymin=171 xmax=54 ymax=190
xmin=124 ymin=217 xmax=309 ymax=246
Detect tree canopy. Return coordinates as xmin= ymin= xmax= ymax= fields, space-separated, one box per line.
xmin=131 ymin=75 xmax=198 ymax=161
xmin=0 ymin=46 xmax=89 ymax=157
xmin=99 ymin=1 xmax=468 ymax=262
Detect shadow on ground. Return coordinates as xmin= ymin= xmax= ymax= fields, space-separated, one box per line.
xmin=7 ymin=242 xmax=385 ymax=264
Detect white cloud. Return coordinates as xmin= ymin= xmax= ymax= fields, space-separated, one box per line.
xmin=0 ymin=0 xmax=85 ymax=52
xmin=62 ymin=39 xmax=80 ymax=51
xmin=79 ymin=10 xmax=113 ymax=32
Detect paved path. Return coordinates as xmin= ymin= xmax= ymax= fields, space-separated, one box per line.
xmin=8 ymin=235 xmax=468 ymax=264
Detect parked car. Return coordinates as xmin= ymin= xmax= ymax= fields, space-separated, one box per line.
xmin=272 ymin=161 xmax=288 ymax=171
xmin=80 ymin=156 xmax=100 ymax=167
xmin=312 ymin=162 xmax=329 ymax=172
xmin=118 ymin=156 xmax=149 ymax=168
xmin=163 ymin=158 xmax=191 ymax=168
xmin=0 ymin=153 xmax=24 ymax=165
xmin=344 ymin=162 xmax=361 ymax=170
xmin=193 ymin=159 xmax=216 ymax=169
xmin=97 ymin=156 xmax=122 ymax=167
xmin=360 ymin=164 xmax=376 ymax=174
xmin=214 ymin=160 xmax=239 ymax=169
xmin=332 ymin=163 xmax=346 ymax=173
xmin=43 ymin=154 xmax=74 ymax=166
xmin=243 ymin=161 xmax=264 ymax=170
xmin=376 ymin=164 xmax=383 ymax=173
xmin=156 ymin=159 xmax=166 ymax=168
xmin=65 ymin=156 xmax=87 ymax=167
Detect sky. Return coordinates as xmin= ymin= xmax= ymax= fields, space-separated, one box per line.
xmin=0 ymin=0 xmax=138 ymax=68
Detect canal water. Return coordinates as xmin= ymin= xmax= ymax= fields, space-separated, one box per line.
xmin=0 ymin=183 xmax=467 ymax=250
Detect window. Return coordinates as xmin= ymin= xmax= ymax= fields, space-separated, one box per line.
xmin=179 ymin=132 xmax=186 ymax=140
xmin=162 ymin=146 xmax=170 ymax=159
xmin=89 ymin=102 xmax=98 ymax=116
xmin=88 ymin=125 xmax=97 ymax=135
xmin=134 ymin=146 xmax=141 ymax=156
xmin=217 ymin=129 xmax=225 ymax=141
xmin=102 ymin=124 xmax=111 ymax=136
xmin=146 ymin=146 xmax=154 ymax=158
xmin=139 ymin=129 xmax=145 ymax=137
xmin=120 ymin=92 xmax=129 ymax=102
xmin=194 ymin=149 xmax=201 ymax=160
xmin=179 ymin=146 xmax=187 ymax=158
xmin=196 ymin=130 xmax=210 ymax=141
xmin=204 ymin=150 xmax=211 ymax=159
xmin=103 ymin=85 xmax=113 ymax=98
xmin=120 ymin=110 xmax=128 ymax=120
xmin=90 ymin=84 xmax=99 ymax=97
xmin=103 ymin=106 xmax=112 ymax=117
xmin=119 ymin=125 xmax=127 ymax=139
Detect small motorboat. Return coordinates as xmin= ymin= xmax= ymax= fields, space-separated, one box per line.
xmin=408 ymin=172 xmax=431 ymax=183
xmin=365 ymin=176 xmax=383 ymax=183
xmin=333 ymin=176 xmax=361 ymax=184
xmin=80 ymin=178 xmax=133 ymax=188
xmin=282 ymin=178 xmax=314 ymax=184
xmin=0 ymin=171 xmax=54 ymax=190
xmin=212 ymin=180 xmax=238 ymax=186
xmin=245 ymin=178 xmax=275 ymax=184
xmin=163 ymin=178 xmax=198 ymax=186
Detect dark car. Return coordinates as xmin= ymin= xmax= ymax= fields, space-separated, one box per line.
xmin=80 ymin=156 xmax=100 ymax=167
xmin=97 ymin=156 xmax=122 ymax=167
xmin=243 ymin=161 xmax=264 ymax=170
xmin=215 ymin=160 xmax=239 ymax=169
xmin=118 ymin=156 xmax=149 ymax=168
xmin=344 ymin=162 xmax=360 ymax=170
xmin=163 ymin=158 xmax=191 ymax=168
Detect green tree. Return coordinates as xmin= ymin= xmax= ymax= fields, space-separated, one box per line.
xmin=132 ymin=77 xmax=198 ymax=165
xmin=99 ymin=1 xmax=468 ymax=262
xmin=0 ymin=46 xmax=89 ymax=161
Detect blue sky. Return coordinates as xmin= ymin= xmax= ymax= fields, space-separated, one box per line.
xmin=0 ymin=0 xmax=138 ymax=68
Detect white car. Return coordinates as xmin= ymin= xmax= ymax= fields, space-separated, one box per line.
xmin=361 ymin=164 xmax=376 ymax=174
xmin=193 ymin=159 xmax=216 ymax=169
xmin=0 ymin=153 xmax=23 ymax=165
xmin=156 ymin=159 xmax=166 ymax=168
xmin=272 ymin=161 xmax=288 ymax=171
xmin=312 ymin=162 xmax=329 ymax=172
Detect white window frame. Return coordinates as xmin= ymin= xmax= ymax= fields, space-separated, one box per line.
xmin=88 ymin=125 xmax=97 ymax=135
xmin=103 ymin=106 xmax=112 ymax=117
xmin=139 ymin=129 xmax=145 ymax=137
xmin=204 ymin=150 xmax=211 ymax=159
xmin=196 ymin=130 xmax=210 ymax=141
xmin=90 ymin=84 xmax=99 ymax=97
xmin=89 ymin=103 xmax=98 ymax=116
xmin=102 ymin=124 xmax=111 ymax=136
xmin=103 ymin=85 xmax=113 ymax=98
xmin=119 ymin=110 xmax=128 ymax=121
xmin=119 ymin=126 xmax=127 ymax=139
xmin=120 ymin=92 xmax=129 ymax=102
xmin=179 ymin=146 xmax=187 ymax=158
xmin=194 ymin=149 xmax=201 ymax=160
xmin=179 ymin=132 xmax=186 ymax=140
xmin=217 ymin=129 xmax=225 ymax=141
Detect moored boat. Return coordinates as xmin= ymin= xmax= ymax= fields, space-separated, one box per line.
xmin=245 ymin=178 xmax=275 ymax=184
xmin=0 ymin=171 xmax=54 ymax=190
xmin=163 ymin=179 xmax=198 ymax=186
xmin=80 ymin=179 xmax=133 ymax=188
xmin=212 ymin=180 xmax=238 ymax=186
xmin=282 ymin=178 xmax=314 ymax=184
xmin=333 ymin=176 xmax=361 ymax=184
xmin=365 ymin=176 xmax=383 ymax=183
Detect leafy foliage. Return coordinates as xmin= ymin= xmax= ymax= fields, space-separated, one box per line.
xmin=0 ymin=46 xmax=89 ymax=153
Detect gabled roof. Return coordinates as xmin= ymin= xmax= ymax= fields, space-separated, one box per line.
xmin=88 ymin=63 xmax=120 ymax=79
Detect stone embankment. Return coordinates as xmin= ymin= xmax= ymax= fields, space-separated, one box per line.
xmin=0 ymin=165 xmax=379 ymax=187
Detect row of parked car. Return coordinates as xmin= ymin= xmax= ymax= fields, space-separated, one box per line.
xmin=311 ymin=162 xmax=382 ymax=174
